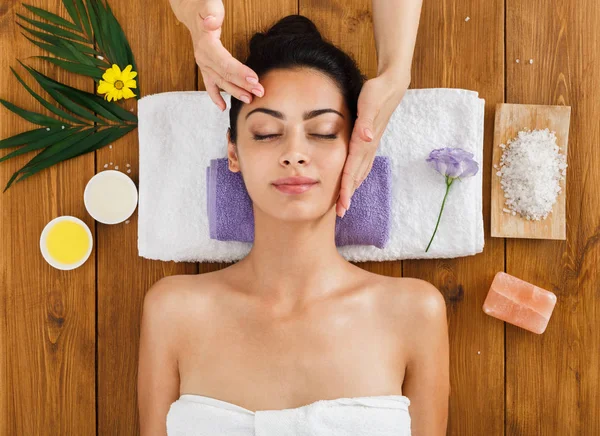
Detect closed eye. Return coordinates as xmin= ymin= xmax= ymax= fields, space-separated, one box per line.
xmin=253 ymin=134 xmax=337 ymax=141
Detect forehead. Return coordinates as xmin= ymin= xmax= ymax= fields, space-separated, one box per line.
xmin=240 ymin=67 xmax=347 ymax=120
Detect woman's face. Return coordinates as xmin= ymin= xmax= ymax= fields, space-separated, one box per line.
xmin=227 ymin=67 xmax=352 ymax=221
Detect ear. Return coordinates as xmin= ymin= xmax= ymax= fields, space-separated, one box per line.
xmin=227 ymin=128 xmax=240 ymax=173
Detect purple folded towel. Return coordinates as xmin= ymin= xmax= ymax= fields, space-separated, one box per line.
xmin=207 ymin=156 xmax=392 ymax=248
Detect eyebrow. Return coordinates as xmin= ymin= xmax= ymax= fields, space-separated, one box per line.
xmin=245 ymin=107 xmax=345 ymax=121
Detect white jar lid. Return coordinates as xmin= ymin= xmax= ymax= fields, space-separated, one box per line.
xmin=84 ymin=170 xmax=138 ymax=224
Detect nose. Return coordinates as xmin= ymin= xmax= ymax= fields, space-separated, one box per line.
xmin=279 ymin=135 xmax=310 ymax=167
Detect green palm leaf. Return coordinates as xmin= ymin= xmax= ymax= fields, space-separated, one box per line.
xmin=21 ymin=33 xmax=107 ymax=68
xmin=9 ymin=66 xmax=89 ymax=125
xmin=0 ymin=128 xmax=49 ymax=150
xmin=16 ymin=22 xmax=98 ymax=57
xmin=16 ymin=62 xmax=107 ymax=124
xmin=97 ymin=1 xmax=124 ymax=67
xmin=103 ymin=1 xmax=138 ymax=88
xmin=33 ymin=56 xmax=105 ymax=80
xmin=72 ymin=0 xmax=93 ymax=41
xmin=60 ymin=0 xmax=85 ymax=33
xmin=0 ymin=0 xmax=140 ymax=192
xmin=0 ymin=98 xmax=65 ymax=127
xmin=19 ymin=127 xmax=96 ymax=169
xmin=84 ymin=0 xmax=113 ymax=64
xmin=18 ymin=60 xmax=136 ymax=123
xmin=16 ymin=12 xmax=91 ymax=43
xmin=56 ymin=38 xmax=96 ymax=66
xmin=0 ymin=126 xmax=83 ymax=164
xmin=21 ymin=3 xmax=81 ymax=32
xmin=6 ymin=125 xmax=135 ymax=190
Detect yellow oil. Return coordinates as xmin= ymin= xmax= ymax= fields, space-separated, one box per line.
xmin=46 ymin=220 xmax=90 ymax=265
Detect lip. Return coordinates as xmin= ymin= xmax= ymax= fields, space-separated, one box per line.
xmin=273 ymin=183 xmax=317 ymax=194
xmin=272 ymin=176 xmax=318 ymax=186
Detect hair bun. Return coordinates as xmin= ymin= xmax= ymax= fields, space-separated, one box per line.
xmin=249 ymin=15 xmax=322 ymax=53
xmin=266 ymin=15 xmax=322 ymax=39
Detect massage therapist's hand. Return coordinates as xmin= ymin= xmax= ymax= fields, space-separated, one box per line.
xmin=336 ymin=70 xmax=411 ymax=218
xmin=180 ymin=0 xmax=264 ymax=111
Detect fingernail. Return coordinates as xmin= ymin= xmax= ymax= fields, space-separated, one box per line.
xmin=246 ymin=76 xmax=258 ymax=84
xmin=251 ymin=88 xmax=263 ymax=97
xmin=341 ymin=208 xmax=346 ymax=218
xmin=204 ymin=15 xmax=215 ymax=22
xmin=364 ymin=128 xmax=374 ymax=141
xmin=240 ymin=95 xmax=250 ymax=104
xmin=348 ymin=198 xmax=351 ymax=210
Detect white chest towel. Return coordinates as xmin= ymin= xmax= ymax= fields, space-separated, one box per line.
xmin=137 ymin=88 xmax=485 ymax=263
xmin=166 ymin=394 xmax=412 ymax=436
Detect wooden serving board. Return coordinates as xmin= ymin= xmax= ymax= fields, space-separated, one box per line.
xmin=491 ymin=103 xmax=571 ymax=239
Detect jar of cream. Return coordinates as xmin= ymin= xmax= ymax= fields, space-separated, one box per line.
xmin=84 ymin=170 xmax=138 ymax=224
xmin=40 ymin=216 xmax=93 ymax=270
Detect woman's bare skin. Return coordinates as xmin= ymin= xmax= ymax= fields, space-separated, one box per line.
xmin=138 ymin=266 xmax=448 ymax=435
xmin=138 ymin=67 xmax=449 ymax=435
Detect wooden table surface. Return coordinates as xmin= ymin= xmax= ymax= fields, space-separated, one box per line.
xmin=1 ymin=0 xmax=599 ymax=434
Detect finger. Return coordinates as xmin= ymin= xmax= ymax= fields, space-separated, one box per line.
xmin=204 ymin=65 xmax=255 ymax=104
xmin=196 ymin=0 xmax=225 ymax=32
xmin=208 ymin=46 xmax=264 ymax=97
xmin=354 ymin=113 xmax=376 ymax=144
xmin=339 ymin=150 xmax=368 ymax=212
xmin=361 ymin=156 xmax=375 ymax=183
xmin=202 ymin=71 xmax=227 ymax=111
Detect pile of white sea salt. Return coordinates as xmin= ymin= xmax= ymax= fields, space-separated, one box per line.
xmin=495 ymin=128 xmax=567 ymax=220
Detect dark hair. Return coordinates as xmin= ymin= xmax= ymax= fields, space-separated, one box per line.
xmin=228 ymin=14 xmax=367 ymax=144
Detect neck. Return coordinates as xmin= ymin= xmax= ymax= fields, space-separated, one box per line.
xmin=237 ymin=206 xmax=350 ymax=313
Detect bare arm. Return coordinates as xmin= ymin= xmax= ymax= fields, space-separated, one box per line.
xmin=168 ymin=0 xmax=202 ymax=32
xmin=372 ymin=0 xmax=424 ymax=77
xmin=402 ymin=280 xmax=450 ymax=435
xmin=138 ymin=277 xmax=181 ymax=436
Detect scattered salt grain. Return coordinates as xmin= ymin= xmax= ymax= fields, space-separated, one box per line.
xmin=496 ymin=128 xmax=567 ymax=220
xmin=529 ymin=59 xmax=533 ymax=64
xmin=97 ymin=55 xmax=104 ymax=60
xmin=516 ymin=59 xmax=520 ymax=63
xmin=61 ymin=125 xmax=65 ymax=129
xmin=110 ymin=162 xmax=113 ymax=165
xmin=126 ymin=163 xmax=130 ymax=167
xmin=109 ymin=145 xmax=112 ymax=149
xmin=125 ymin=220 xmax=130 ymax=224
xmin=46 ymin=127 xmax=50 ymax=131
xmin=127 ymin=169 xmax=131 ymax=173
xmin=477 ymin=351 xmax=481 ymax=355
xmin=115 ymin=166 xmax=119 ymax=170
xmin=465 ymin=16 xmax=470 ymax=22
xmin=103 ymin=164 xmax=108 ymax=168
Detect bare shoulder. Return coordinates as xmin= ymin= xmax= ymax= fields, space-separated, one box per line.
xmin=142 ymin=272 xmax=224 ymax=325
xmin=376 ymin=276 xmax=447 ymax=325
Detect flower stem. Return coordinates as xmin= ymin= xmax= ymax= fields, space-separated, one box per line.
xmin=426 ymin=177 xmax=454 ymax=252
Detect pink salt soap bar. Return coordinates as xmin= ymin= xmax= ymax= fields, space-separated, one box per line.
xmin=483 ymin=272 xmax=557 ymax=334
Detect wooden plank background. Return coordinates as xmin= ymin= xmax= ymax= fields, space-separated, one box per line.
xmin=1 ymin=0 xmax=598 ymax=434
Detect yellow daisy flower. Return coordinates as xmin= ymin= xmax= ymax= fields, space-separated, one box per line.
xmin=97 ymin=64 xmax=138 ymax=102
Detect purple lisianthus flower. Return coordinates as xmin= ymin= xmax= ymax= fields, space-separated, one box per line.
xmin=424 ymin=147 xmax=479 ymax=252
xmin=426 ymin=147 xmax=479 ymax=179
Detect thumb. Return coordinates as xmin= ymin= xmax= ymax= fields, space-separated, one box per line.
xmin=197 ymin=0 xmax=225 ymax=32
xmin=354 ymin=90 xmax=378 ymax=142
xmin=354 ymin=109 xmax=375 ymax=143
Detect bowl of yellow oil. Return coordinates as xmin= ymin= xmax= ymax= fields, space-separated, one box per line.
xmin=40 ymin=216 xmax=93 ymax=270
